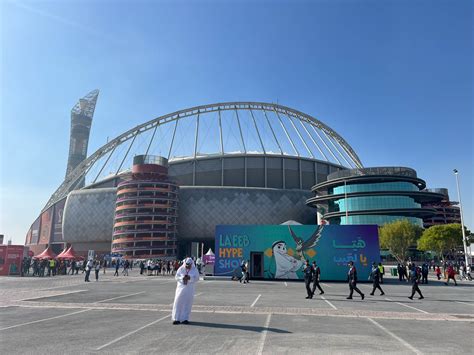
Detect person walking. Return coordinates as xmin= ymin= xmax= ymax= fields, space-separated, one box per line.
xmin=408 ymin=264 xmax=424 ymax=300
xmin=445 ymin=264 xmax=457 ymax=286
xmin=378 ymin=262 xmax=385 ymax=284
xmin=347 ymin=261 xmax=364 ymax=300
xmin=435 ymin=265 xmax=442 ymax=280
xmin=114 ymin=260 xmax=120 ymax=277
xmin=401 ymin=264 xmax=407 ymax=281
xmin=84 ymin=259 xmax=93 ymax=282
xmin=460 ymin=264 xmax=470 ymax=281
xmin=421 ymin=263 xmax=429 ymax=284
xmin=311 ymin=261 xmax=324 ymax=296
xmin=103 ymin=259 xmax=107 ymax=274
xmin=303 ymin=260 xmax=314 ymax=299
xmin=240 ymin=260 xmax=249 ymax=284
xmin=369 ymin=262 xmax=385 ymax=296
xmin=196 ymin=257 xmax=202 ymax=274
xmin=69 ymin=260 xmax=76 ymax=275
xmin=122 ymin=260 xmax=129 ymax=276
xmin=172 ymin=258 xmax=200 ymax=325
xmin=95 ymin=260 xmax=101 ymax=281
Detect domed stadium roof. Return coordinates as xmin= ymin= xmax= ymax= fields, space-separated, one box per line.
xmin=44 ymin=102 xmax=363 ymax=211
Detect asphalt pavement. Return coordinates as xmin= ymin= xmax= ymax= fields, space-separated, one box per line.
xmin=0 ymin=270 xmax=473 ymax=354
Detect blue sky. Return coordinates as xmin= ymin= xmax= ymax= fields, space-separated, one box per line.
xmin=1 ymin=0 xmax=472 ymax=245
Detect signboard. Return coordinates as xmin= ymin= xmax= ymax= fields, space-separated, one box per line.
xmin=31 ymin=217 xmax=41 ymax=245
xmin=51 ymin=198 xmax=66 ymax=242
xmin=39 ymin=207 xmax=53 ymax=245
xmin=0 ymin=245 xmax=24 ymax=276
xmin=202 ymin=249 xmax=215 ymax=264
xmin=203 ymin=254 xmax=215 ymax=264
xmin=214 ymin=225 xmax=380 ymax=281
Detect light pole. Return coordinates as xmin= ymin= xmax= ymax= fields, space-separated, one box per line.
xmin=453 ymin=169 xmax=470 ymax=267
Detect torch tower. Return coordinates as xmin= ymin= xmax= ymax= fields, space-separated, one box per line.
xmin=65 ymin=90 xmax=99 ymax=186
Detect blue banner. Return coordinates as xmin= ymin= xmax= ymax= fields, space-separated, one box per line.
xmin=214 ymin=224 xmax=380 ymax=281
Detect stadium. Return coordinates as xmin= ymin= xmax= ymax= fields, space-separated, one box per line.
xmin=26 ymin=90 xmax=364 ymax=258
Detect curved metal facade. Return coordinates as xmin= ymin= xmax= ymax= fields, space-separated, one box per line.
xmin=29 ymin=185 xmax=315 ymax=252
xmin=62 ymin=188 xmax=116 ymax=244
xmin=178 ymin=186 xmax=315 ymax=241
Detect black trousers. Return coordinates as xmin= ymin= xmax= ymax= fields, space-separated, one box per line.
xmin=84 ymin=269 xmax=91 ymax=282
xmin=114 ymin=269 xmax=119 ymax=276
xmin=446 ymin=276 xmax=457 ymax=285
xmin=311 ymin=280 xmax=324 ymax=295
xmin=305 ymin=278 xmax=312 ymax=297
xmin=422 ymin=274 xmax=428 ymax=284
xmin=95 ymin=270 xmax=99 ymax=281
xmin=349 ymin=281 xmax=364 ymax=298
xmin=371 ymin=281 xmax=384 ymax=295
xmin=410 ymin=283 xmax=423 ymax=298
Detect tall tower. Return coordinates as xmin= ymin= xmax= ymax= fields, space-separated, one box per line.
xmin=65 ymin=90 xmax=99 ymax=185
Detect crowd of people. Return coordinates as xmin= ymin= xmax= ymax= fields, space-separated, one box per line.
xmin=138 ymin=257 xmax=205 ymax=277
xmin=396 ymin=260 xmax=472 ymax=284
xmin=19 ymin=256 xmax=209 ymax=282
xmin=20 ymin=257 xmax=109 ymax=281
xmin=20 ymin=257 xmax=90 ymax=277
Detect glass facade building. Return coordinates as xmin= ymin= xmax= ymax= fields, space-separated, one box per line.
xmin=306 ymin=167 xmax=444 ymax=226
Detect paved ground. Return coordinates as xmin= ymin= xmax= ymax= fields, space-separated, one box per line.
xmin=0 ymin=270 xmax=473 ymax=354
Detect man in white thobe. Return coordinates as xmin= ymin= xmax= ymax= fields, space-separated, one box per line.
xmin=172 ymin=258 xmax=200 ymax=324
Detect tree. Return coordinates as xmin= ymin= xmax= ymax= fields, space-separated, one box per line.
xmin=418 ymin=224 xmax=463 ymax=260
xmin=379 ymin=220 xmax=423 ymax=262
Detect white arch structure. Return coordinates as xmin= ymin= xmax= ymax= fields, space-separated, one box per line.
xmin=43 ymin=102 xmax=363 ymax=211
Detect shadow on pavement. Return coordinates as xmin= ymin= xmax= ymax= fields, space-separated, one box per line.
xmin=187 ymin=321 xmax=292 ymax=333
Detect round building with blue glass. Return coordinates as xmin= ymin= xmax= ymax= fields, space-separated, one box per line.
xmin=306 ymin=167 xmax=444 ymax=227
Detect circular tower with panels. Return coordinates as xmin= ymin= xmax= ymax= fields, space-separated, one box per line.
xmin=111 ymin=156 xmax=178 ymax=259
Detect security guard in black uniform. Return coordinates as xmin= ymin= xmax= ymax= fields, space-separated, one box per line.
xmin=303 ymin=260 xmax=314 ymax=299
xmin=408 ymin=264 xmax=424 ymax=300
xmin=311 ymin=261 xmax=324 ymax=296
xmin=369 ymin=262 xmax=385 ymax=296
xmin=347 ymin=261 xmax=364 ymax=300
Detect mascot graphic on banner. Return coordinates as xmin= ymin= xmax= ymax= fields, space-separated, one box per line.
xmin=269 ymin=225 xmax=324 ymax=279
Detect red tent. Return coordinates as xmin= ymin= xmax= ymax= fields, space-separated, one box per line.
xmin=33 ymin=246 xmax=57 ymax=260
xmin=56 ymin=246 xmax=69 ymax=258
xmin=58 ymin=246 xmax=81 ymax=260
